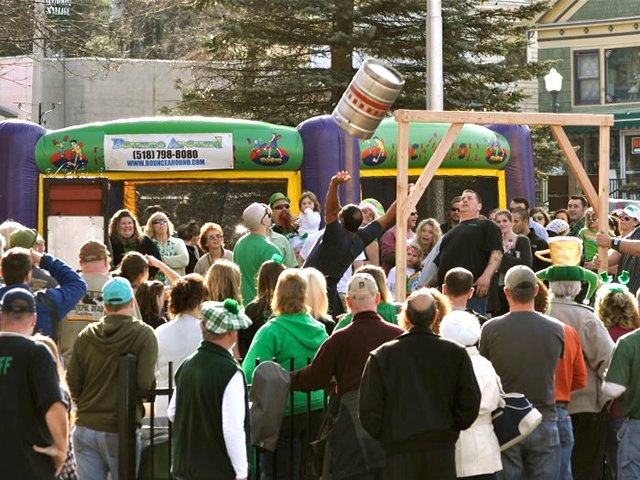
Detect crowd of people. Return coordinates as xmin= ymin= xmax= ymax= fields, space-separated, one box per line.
xmin=2 ymin=172 xmax=640 ymax=480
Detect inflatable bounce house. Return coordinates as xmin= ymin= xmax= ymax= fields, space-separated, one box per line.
xmin=0 ymin=115 xmax=535 ymax=266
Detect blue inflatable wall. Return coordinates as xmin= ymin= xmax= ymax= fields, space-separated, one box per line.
xmin=0 ymin=120 xmax=46 ymax=228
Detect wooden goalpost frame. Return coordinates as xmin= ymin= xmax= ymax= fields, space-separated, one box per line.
xmin=393 ymin=110 xmax=614 ymax=303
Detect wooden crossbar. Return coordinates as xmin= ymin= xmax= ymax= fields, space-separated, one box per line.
xmin=393 ymin=110 xmax=614 ymax=303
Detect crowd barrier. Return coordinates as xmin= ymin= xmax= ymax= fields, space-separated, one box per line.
xmin=117 ymin=354 xmax=327 ymax=480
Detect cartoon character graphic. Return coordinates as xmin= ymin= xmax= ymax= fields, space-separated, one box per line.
xmin=361 ymin=136 xmax=387 ymax=165
xmin=50 ymin=135 xmax=88 ymax=172
xmin=485 ymin=138 xmax=508 ymax=165
xmin=247 ymin=133 xmax=290 ymax=166
xmin=456 ymin=142 xmax=470 ymax=160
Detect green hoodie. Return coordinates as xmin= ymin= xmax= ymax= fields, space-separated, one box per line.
xmin=242 ymin=312 xmax=328 ymax=415
xmin=66 ymin=314 xmax=158 ymax=433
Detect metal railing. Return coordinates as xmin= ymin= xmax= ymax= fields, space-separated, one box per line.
xmin=118 ymin=354 xmax=326 ymax=480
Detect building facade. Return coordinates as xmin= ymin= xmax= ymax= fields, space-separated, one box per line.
xmin=537 ymin=0 xmax=640 ymax=199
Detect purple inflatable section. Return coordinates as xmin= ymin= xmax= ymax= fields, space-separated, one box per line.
xmin=297 ymin=115 xmax=361 ymax=211
xmin=0 ymin=120 xmax=46 ymax=228
xmin=485 ymin=124 xmax=536 ymax=207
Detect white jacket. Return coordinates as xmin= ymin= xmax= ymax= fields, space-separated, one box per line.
xmin=455 ymin=347 xmax=503 ymax=477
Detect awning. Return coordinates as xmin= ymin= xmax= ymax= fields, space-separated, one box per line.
xmin=614 ymin=111 xmax=640 ymax=131
xmin=564 ymin=111 xmax=640 ymax=134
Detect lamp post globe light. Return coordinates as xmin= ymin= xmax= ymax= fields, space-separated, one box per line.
xmin=544 ymin=67 xmax=563 ymax=113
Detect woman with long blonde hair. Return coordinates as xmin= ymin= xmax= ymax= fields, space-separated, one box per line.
xmin=144 ymin=211 xmax=189 ymax=283
xmin=303 ymin=267 xmax=335 ymax=334
xmin=205 ymin=259 xmax=242 ymax=304
xmin=242 ymin=270 xmax=328 ymax=479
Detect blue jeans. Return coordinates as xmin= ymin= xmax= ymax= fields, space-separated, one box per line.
xmin=556 ymin=405 xmax=574 ymax=480
xmin=617 ymin=419 xmax=640 ymax=480
xmin=468 ymin=295 xmax=488 ymax=316
xmin=73 ymin=425 xmax=141 ymax=480
xmin=498 ymin=420 xmax=561 ymax=480
xmin=606 ymin=416 xmax=624 ymax=478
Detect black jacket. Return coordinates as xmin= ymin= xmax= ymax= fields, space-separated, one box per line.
xmin=359 ymin=326 xmax=481 ymax=453
xmin=110 ymin=235 xmax=162 ymax=276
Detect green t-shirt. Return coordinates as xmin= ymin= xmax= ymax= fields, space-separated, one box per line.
xmin=233 ymin=233 xmax=281 ymax=305
xmin=333 ymin=303 xmax=399 ymax=332
xmin=579 ymin=228 xmax=613 ymax=262
xmin=605 ymin=329 xmax=640 ymax=418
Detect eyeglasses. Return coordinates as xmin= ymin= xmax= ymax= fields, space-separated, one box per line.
xmin=450 ymin=207 xmax=460 ymax=212
xmin=261 ymin=208 xmax=272 ymax=222
xmin=533 ymin=215 xmax=545 ymax=221
xmin=152 ymin=220 xmax=167 ymax=225
xmin=272 ymin=204 xmax=290 ymax=210
xmin=207 ymin=234 xmax=223 ymax=240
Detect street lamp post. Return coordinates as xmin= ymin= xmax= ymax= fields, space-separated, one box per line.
xmin=544 ymin=67 xmax=563 ymax=113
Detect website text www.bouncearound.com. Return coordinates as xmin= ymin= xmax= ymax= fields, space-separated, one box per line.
xmin=125 ymin=158 xmax=206 ymax=167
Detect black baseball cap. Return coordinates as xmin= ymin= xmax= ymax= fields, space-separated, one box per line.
xmin=0 ymin=288 xmax=36 ymax=313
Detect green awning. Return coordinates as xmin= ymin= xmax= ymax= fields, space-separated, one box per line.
xmin=564 ymin=111 xmax=640 ymax=134
xmin=614 ymin=112 xmax=640 ymax=130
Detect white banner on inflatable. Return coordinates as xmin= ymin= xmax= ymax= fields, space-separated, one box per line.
xmin=103 ymin=133 xmax=234 ymax=171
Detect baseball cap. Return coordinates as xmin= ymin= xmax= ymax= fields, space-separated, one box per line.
xmin=202 ymin=299 xmax=252 ymax=334
xmin=623 ymin=204 xmax=640 ymax=222
xmin=440 ymin=311 xmax=481 ymax=347
xmin=243 ymin=202 xmax=270 ymax=230
xmin=79 ymin=240 xmax=110 ymax=262
xmin=269 ymin=192 xmax=291 ymax=207
xmin=9 ymin=228 xmax=38 ymax=249
xmin=102 ymin=277 xmax=134 ymax=305
xmin=504 ymin=265 xmax=537 ymax=290
xmin=0 ymin=288 xmax=36 ymax=313
xmin=347 ymin=273 xmax=378 ymax=301
xmin=546 ymin=219 xmax=569 ymax=235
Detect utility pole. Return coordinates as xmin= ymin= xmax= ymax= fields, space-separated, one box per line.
xmin=425 ymin=0 xmax=443 ymax=111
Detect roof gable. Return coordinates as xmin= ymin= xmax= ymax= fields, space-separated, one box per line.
xmin=539 ymin=0 xmax=640 ymax=25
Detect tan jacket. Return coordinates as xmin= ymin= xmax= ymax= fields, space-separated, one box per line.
xmin=549 ymin=298 xmax=614 ymax=414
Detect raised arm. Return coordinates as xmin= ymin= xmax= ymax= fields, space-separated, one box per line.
xmin=145 ymin=255 xmax=182 ymax=284
xmin=325 ymin=171 xmax=351 ymax=224
xmin=376 ymin=200 xmax=397 ymax=232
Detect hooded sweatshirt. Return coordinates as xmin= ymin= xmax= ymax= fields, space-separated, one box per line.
xmin=66 ymin=314 xmax=158 ymax=433
xmin=242 ymin=312 xmax=328 ymax=415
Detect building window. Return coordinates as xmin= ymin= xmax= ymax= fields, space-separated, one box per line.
xmin=574 ymin=51 xmax=600 ymax=105
xmin=606 ymin=46 xmax=640 ymax=104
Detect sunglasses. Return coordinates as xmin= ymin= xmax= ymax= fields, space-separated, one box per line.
xmin=273 ymin=204 xmax=290 ymax=210
xmin=533 ymin=215 xmax=545 ymax=221
xmin=152 ymin=220 xmax=167 ymax=225
xmin=450 ymin=207 xmax=460 ymax=212
xmin=261 ymin=208 xmax=272 ymax=222
xmin=207 ymin=234 xmax=223 ymax=240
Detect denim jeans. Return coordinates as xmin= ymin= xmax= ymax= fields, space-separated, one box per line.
xmin=606 ymin=417 xmax=624 ymax=479
xmin=73 ymin=425 xmax=141 ymax=480
xmin=468 ymin=295 xmax=488 ymax=316
xmin=617 ymin=419 xmax=640 ymax=480
xmin=556 ymin=405 xmax=574 ymax=480
xmin=498 ymin=420 xmax=561 ymax=480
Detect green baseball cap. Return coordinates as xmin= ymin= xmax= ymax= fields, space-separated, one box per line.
xmin=269 ymin=192 xmax=290 ymax=207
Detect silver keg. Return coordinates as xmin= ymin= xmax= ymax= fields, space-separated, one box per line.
xmin=332 ymin=58 xmax=405 ymax=140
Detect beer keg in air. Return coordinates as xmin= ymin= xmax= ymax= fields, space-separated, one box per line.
xmin=332 ymin=58 xmax=405 ymax=140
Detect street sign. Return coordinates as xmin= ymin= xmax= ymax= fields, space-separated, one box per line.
xmin=45 ymin=0 xmax=71 ymax=16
